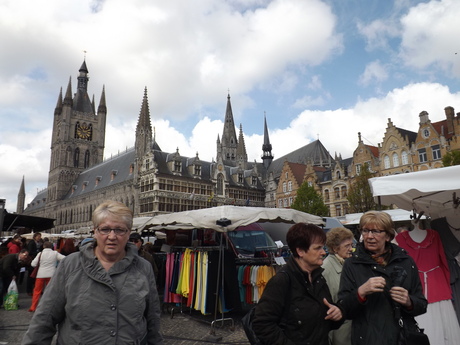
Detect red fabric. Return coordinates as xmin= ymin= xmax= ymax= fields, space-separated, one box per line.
xmin=29 ymin=277 xmax=51 ymax=311
xmin=7 ymin=241 xmax=21 ymax=254
xmin=396 ymin=229 xmax=452 ymax=303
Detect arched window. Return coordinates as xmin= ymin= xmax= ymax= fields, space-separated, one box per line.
xmin=401 ymin=151 xmax=409 ymax=165
xmin=384 ymin=155 xmax=390 ymax=169
xmin=392 ymin=153 xmax=399 ymax=167
xmin=84 ymin=150 xmax=90 ymax=168
xmin=74 ymin=148 xmax=80 ymax=168
xmin=217 ymin=174 xmax=224 ymax=195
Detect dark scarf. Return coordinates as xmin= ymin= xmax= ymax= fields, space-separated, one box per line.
xmin=366 ymin=242 xmax=392 ymax=267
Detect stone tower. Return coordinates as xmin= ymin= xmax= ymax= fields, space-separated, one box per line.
xmin=47 ymin=60 xmax=107 ymax=203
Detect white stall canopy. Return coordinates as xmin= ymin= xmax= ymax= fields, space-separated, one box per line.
xmin=142 ymin=205 xmax=324 ymax=232
xmin=368 ymin=165 xmax=460 ymax=219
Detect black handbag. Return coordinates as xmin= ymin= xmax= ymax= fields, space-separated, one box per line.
xmin=241 ymin=307 xmax=262 ymax=345
xmin=397 ymin=317 xmax=430 ymax=345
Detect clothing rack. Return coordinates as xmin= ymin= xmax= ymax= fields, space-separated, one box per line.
xmin=162 ymin=242 xmax=235 ymax=338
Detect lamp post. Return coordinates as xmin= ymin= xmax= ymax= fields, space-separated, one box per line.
xmin=0 ymin=198 xmax=5 ymax=238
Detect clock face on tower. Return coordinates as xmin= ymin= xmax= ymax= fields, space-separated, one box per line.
xmin=76 ymin=123 xmax=92 ymax=140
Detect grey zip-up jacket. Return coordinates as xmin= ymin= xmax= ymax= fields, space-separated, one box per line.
xmin=22 ymin=242 xmax=164 ymax=345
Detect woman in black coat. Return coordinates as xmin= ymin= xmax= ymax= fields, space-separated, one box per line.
xmin=252 ymin=223 xmax=343 ymax=345
xmin=338 ymin=211 xmax=427 ymax=345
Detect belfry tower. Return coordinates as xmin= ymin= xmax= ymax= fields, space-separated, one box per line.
xmin=47 ymin=60 xmax=107 ymax=203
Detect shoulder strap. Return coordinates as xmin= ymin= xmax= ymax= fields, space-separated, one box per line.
xmin=279 ymin=270 xmax=291 ymax=325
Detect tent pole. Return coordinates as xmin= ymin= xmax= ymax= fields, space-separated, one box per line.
xmin=378 ymin=196 xmax=382 ymax=211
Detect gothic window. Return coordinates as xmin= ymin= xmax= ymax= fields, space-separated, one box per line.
xmin=66 ymin=147 xmax=72 ymax=166
xmin=336 ymin=171 xmax=341 ymax=179
xmin=217 ymin=174 xmax=224 ymax=195
xmin=401 ymin=151 xmax=409 ymax=165
xmin=334 ymin=187 xmax=340 ymax=199
xmin=226 ymin=153 xmax=230 ymax=159
xmin=146 ymin=159 xmax=150 ymax=171
xmin=341 ymin=186 xmax=347 ymax=198
xmin=418 ymin=148 xmax=427 ymax=163
xmin=384 ymin=155 xmax=390 ymax=169
xmin=392 ymin=153 xmax=399 ymax=167
xmin=74 ymin=148 xmax=80 ymax=168
xmin=432 ymin=145 xmax=441 ymax=160
xmin=84 ymin=150 xmax=90 ymax=168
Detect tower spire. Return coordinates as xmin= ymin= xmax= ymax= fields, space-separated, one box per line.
xmin=262 ymin=112 xmax=273 ymax=168
xmin=220 ymin=93 xmax=238 ymax=162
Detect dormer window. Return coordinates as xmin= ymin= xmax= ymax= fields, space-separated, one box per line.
xmin=194 ymin=164 xmax=201 ymax=176
xmin=111 ymin=170 xmax=118 ymax=181
xmin=252 ymin=176 xmax=257 ymax=186
xmin=174 ymin=160 xmax=181 ymax=172
xmin=238 ymin=173 xmax=244 ymax=184
xmin=95 ymin=176 xmax=102 ymax=186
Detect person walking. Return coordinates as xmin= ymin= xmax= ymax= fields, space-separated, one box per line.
xmin=28 ymin=241 xmax=65 ymax=312
xmin=22 ymin=200 xmax=164 ymax=345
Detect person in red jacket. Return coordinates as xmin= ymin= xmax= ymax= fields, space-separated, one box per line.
xmin=7 ymin=235 xmax=23 ymax=254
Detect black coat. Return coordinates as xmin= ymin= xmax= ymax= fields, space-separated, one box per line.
xmin=252 ymin=257 xmax=343 ymax=345
xmin=338 ymin=242 xmax=427 ymax=345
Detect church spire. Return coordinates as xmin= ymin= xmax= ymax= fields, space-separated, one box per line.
xmin=16 ymin=176 xmax=25 ymax=214
xmin=262 ymin=112 xmax=273 ymax=169
xmin=135 ymin=87 xmax=153 ymax=160
xmin=220 ymin=93 xmax=238 ymax=162
xmin=236 ymin=123 xmax=248 ymax=168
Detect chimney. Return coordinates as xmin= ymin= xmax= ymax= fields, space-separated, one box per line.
xmin=419 ymin=111 xmax=429 ymax=125
xmin=445 ymin=106 xmax=455 ymax=134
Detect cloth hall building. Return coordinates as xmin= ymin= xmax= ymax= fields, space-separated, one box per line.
xmin=18 ymin=60 xmax=460 ymax=232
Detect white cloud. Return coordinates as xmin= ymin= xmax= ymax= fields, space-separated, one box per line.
xmin=399 ymin=0 xmax=460 ymax=76
xmin=359 ymin=60 xmax=389 ymax=85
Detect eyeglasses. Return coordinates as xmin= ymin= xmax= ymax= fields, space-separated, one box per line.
xmin=129 ymin=239 xmax=140 ymax=243
xmin=96 ymin=228 xmax=129 ymax=236
xmin=362 ymin=228 xmax=386 ymax=236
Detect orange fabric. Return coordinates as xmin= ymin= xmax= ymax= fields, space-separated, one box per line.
xmin=29 ymin=277 xmax=51 ymax=311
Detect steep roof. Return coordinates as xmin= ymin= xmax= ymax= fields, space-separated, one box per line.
xmin=267 ymin=139 xmax=332 ymax=178
xmin=396 ymin=127 xmax=417 ymax=145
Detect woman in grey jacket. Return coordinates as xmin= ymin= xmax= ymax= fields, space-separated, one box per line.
xmin=22 ymin=200 xmax=164 ymax=345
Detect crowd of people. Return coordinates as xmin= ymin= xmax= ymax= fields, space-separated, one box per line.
xmin=2 ymin=206 xmax=454 ymax=345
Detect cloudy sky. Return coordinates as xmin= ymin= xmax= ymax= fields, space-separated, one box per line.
xmin=1 ymin=0 xmax=460 ymax=213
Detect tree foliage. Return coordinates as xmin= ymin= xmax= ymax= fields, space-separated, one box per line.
xmin=347 ymin=163 xmax=377 ymax=213
xmin=442 ymin=151 xmax=460 ymax=167
xmin=291 ymin=182 xmax=329 ymax=216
